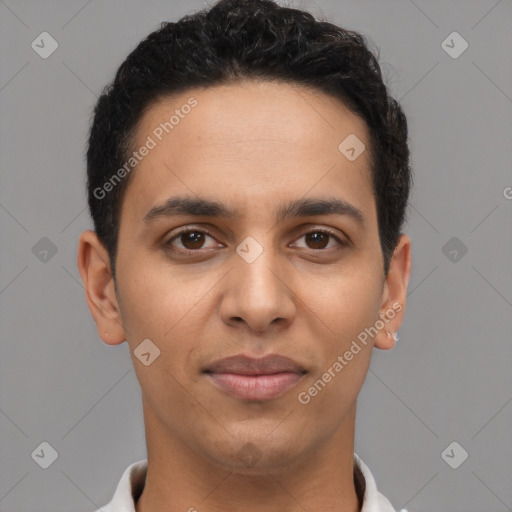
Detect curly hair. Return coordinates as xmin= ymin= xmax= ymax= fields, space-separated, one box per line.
xmin=86 ymin=0 xmax=411 ymax=278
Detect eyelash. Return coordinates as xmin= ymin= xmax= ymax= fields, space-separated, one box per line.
xmin=163 ymin=226 xmax=349 ymax=255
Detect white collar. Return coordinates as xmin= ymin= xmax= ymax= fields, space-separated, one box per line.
xmin=96 ymin=453 xmax=398 ymax=512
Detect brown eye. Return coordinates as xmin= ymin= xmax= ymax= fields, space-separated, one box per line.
xmin=304 ymin=232 xmax=330 ymax=249
xmin=293 ymin=230 xmax=347 ymax=251
xmin=180 ymin=231 xmax=206 ymax=250
xmin=165 ymin=228 xmax=219 ymax=253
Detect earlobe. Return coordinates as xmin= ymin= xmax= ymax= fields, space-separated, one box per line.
xmin=77 ymin=230 xmax=126 ymax=345
xmin=383 ymin=329 xmax=399 ymax=348
xmin=374 ymin=234 xmax=411 ymax=350
xmin=374 ymin=329 xmax=397 ymax=350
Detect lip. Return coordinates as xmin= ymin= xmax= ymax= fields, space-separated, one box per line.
xmin=203 ymin=354 xmax=307 ymax=401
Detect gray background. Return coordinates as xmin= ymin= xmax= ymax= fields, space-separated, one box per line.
xmin=1 ymin=0 xmax=511 ymax=511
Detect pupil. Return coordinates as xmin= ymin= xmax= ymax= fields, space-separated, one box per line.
xmin=183 ymin=232 xmax=204 ymax=249
xmin=307 ymin=232 xmax=328 ymax=249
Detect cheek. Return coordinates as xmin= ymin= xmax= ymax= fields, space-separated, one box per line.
xmin=302 ymin=262 xmax=383 ymax=344
xmin=296 ymin=273 xmax=380 ymax=424
xmin=115 ymin=252 xmax=212 ymax=383
xmin=116 ymin=265 xmax=201 ymax=409
xmin=116 ymin=248 xmax=188 ymax=336
xmin=117 ymin=272 xmax=168 ymax=340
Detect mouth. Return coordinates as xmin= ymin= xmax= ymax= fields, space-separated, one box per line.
xmin=202 ymin=354 xmax=307 ymax=401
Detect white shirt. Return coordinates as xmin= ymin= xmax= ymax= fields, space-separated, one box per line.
xmin=94 ymin=453 xmax=399 ymax=512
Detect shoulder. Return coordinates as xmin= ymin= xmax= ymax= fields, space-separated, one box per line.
xmin=90 ymin=459 xmax=148 ymax=512
xmin=354 ymin=453 xmax=398 ymax=512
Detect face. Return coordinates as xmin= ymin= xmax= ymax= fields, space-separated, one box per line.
xmin=79 ymin=79 xmax=410 ymax=473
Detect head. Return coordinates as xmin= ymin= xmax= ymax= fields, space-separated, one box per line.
xmin=78 ymin=0 xmax=411 ymax=473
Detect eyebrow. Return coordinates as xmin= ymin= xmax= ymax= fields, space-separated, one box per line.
xmin=143 ymin=195 xmax=365 ymax=226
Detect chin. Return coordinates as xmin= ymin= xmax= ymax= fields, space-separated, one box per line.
xmin=201 ymin=428 xmax=305 ymax=474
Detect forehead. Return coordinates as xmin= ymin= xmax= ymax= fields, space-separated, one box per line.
xmin=135 ymin=79 xmax=370 ymax=153
xmin=122 ymin=80 xmax=375 ymax=225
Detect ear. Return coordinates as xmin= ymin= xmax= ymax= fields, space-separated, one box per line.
xmin=374 ymin=234 xmax=412 ymax=350
xmin=77 ymin=230 xmax=126 ymax=345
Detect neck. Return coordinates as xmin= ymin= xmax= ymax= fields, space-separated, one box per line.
xmin=135 ymin=402 xmax=361 ymax=512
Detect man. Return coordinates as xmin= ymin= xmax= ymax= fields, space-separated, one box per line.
xmin=77 ymin=0 xmax=412 ymax=510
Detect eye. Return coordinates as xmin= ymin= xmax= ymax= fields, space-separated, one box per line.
xmin=292 ymin=229 xmax=348 ymax=250
xmin=164 ymin=228 xmax=221 ymax=253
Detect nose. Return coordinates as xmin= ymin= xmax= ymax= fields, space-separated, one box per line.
xmin=219 ymin=240 xmax=296 ymax=334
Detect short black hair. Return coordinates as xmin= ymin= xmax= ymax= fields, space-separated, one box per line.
xmin=86 ymin=0 xmax=411 ymax=279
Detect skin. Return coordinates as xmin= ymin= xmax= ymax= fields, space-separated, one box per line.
xmin=78 ymin=79 xmax=411 ymax=512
